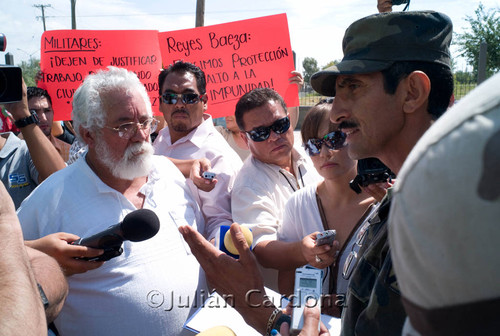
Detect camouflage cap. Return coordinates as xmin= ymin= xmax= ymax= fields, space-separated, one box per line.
xmin=311 ymin=11 xmax=453 ymax=96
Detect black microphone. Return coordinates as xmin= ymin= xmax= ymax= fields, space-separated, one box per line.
xmin=73 ymin=209 xmax=160 ymax=261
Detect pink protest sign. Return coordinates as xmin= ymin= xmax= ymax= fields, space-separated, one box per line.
xmin=39 ymin=30 xmax=162 ymax=120
xmin=158 ymin=14 xmax=297 ymax=119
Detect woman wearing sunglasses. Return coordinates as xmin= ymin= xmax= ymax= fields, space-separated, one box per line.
xmin=276 ymin=99 xmax=377 ymax=317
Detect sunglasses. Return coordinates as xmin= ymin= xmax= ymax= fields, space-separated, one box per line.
xmin=304 ymin=131 xmax=346 ymax=156
xmin=316 ymin=97 xmax=334 ymax=105
xmin=342 ymin=203 xmax=381 ymax=280
xmin=245 ymin=116 xmax=291 ymax=142
xmin=160 ymin=92 xmax=205 ymax=105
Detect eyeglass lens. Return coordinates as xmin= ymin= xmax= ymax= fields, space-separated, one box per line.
xmin=161 ymin=93 xmax=201 ymax=105
xmin=117 ymin=119 xmax=158 ymax=139
xmin=247 ymin=116 xmax=290 ymax=142
xmin=305 ymin=131 xmax=346 ymax=156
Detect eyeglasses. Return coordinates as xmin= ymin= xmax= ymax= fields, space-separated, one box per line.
xmin=304 ymin=131 xmax=346 ymax=156
xmin=160 ymin=92 xmax=205 ymax=105
xmin=245 ymin=116 xmax=291 ymax=142
xmin=342 ymin=203 xmax=381 ymax=280
xmin=342 ymin=232 xmax=364 ymax=280
xmin=104 ymin=118 xmax=158 ymax=139
xmin=316 ymin=98 xmax=334 ymax=105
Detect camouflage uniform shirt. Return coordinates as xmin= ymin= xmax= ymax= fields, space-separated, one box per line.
xmin=340 ymin=190 xmax=406 ymax=336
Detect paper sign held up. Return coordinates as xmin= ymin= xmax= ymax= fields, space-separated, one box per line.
xmin=37 ymin=15 xmax=297 ymax=121
xmin=159 ymin=14 xmax=298 ymax=119
xmin=39 ymin=30 xmax=162 ymax=121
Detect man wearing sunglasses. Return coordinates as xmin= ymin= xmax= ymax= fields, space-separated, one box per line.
xmin=311 ymin=11 xmax=454 ymax=336
xmin=153 ymin=61 xmax=243 ymax=242
xmin=231 ymin=87 xmax=322 ymax=290
xmin=18 ymin=67 xmax=207 ymax=336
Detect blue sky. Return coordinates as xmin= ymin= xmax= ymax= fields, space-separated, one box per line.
xmin=2 ymin=0 xmax=499 ymax=72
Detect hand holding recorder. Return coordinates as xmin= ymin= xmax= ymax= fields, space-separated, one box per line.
xmin=300 ymin=230 xmax=339 ymax=269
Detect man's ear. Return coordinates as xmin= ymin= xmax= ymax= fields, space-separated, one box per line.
xmin=201 ymin=94 xmax=208 ymax=112
xmin=402 ymin=71 xmax=431 ymax=114
xmin=80 ymin=126 xmax=96 ymax=148
xmin=449 ymin=93 xmax=455 ymax=108
xmin=239 ymin=130 xmax=249 ymax=146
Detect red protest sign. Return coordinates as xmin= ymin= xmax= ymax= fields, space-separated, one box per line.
xmin=39 ymin=30 xmax=162 ymax=121
xmin=158 ymin=14 xmax=298 ymax=119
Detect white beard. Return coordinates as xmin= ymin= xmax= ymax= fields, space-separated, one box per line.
xmin=95 ymin=139 xmax=154 ymax=180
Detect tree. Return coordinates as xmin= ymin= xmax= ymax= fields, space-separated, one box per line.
xmin=19 ymin=58 xmax=40 ymax=87
xmin=454 ymin=70 xmax=475 ymax=84
xmin=321 ymin=60 xmax=340 ymax=70
xmin=454 ymin=3 xmax=500 ymax=78
xmin=302 ymin=57 xmax=319 ymax=85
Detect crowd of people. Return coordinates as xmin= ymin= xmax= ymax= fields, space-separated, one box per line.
xmin=1 ymin=1 xmax=499 ymax=336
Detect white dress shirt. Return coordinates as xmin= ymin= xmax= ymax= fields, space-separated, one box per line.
xmin=153 ymin=114 xmax=243 ymax=240
xmin=18 ymin=155 xmax=206 ymax=336
xmin=231 ymin=146 xmax=322 ymax=289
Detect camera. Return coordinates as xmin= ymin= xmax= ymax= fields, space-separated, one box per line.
xmin=392 ymin=0 xmax=410 ymax=11
xmin=0 ymin=33 xmax=23 ymax=103
xmin=349 ymin=158 xmax=395 ymax=194
xmin=291 ymin=266 xmax=322 ymax=335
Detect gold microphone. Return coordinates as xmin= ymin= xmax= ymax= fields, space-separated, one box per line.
xmin=196 ymin=326 xmax=236 ymax=335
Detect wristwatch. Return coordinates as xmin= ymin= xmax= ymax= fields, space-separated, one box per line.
xmin=14 ymin=109 xmax=39 ymax=128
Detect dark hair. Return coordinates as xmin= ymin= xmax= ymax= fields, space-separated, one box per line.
xmin=301 ymin=100 xmax=337 ymax=144
xmin=234 ymin=88 xmax=287 ymax=131
xmin=381 ymin=61 xmax=453 ymax=119
xmin=27 ymin=87 xmax=52 ymax=106
xmin=158 ymin=61 xmax=207 ymax=95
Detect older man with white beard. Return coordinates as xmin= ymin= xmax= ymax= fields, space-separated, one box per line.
xmin=18 ymin=67 xmax=207 ymax=336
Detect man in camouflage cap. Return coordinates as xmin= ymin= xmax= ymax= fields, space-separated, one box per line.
xmin=311 ymin=11 xmax=454 ymax=336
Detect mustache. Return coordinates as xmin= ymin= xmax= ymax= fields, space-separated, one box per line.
xmin=172 ymin=109 xmax=189 ymax=116
xmin=125 ymin=141 xmax=154 ymax=159
xmin=338 ymin=120 xmax=358 ymax=130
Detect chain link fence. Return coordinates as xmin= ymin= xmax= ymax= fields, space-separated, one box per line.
xmin=299 ymin=78 xmax=479 ymax=107
xmin=454 ymin=81 xmax=477 ymax=100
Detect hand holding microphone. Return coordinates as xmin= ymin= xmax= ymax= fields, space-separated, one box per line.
xmin=25 ymin=232 xmax=106 ymax=276
xmin=72 ymin=209 xmax=160 ymax=262
xmin=215 ymin=224 xmax=253 ymax=258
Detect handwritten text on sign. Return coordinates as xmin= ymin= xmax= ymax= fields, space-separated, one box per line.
xmin=158 ymin=14 xmax=298 ymax=119
xmin=39 ymin=30 xmax=162 ymax=121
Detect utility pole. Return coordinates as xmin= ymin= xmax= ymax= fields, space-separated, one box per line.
xmin=477 ymin=41 xmax=487 ymax=84
xmin=195 ymin=0 xmax=205 ymax=27
xmin=71 ymin=0 xmax=77 ymax=29
xmin=33 ymin=4 xmax=52 ymax=31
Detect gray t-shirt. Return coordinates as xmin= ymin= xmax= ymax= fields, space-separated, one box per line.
xmin=0 ymin=132 xmax=39 ymax=209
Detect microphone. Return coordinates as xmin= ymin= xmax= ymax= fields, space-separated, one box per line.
xmin=73 ymin=209 xmax=160 ymax=261
xmin=215 ymin=224 xmax=253 ymax=259
xmin=196 ymin=326 xmax=236 ymax=335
